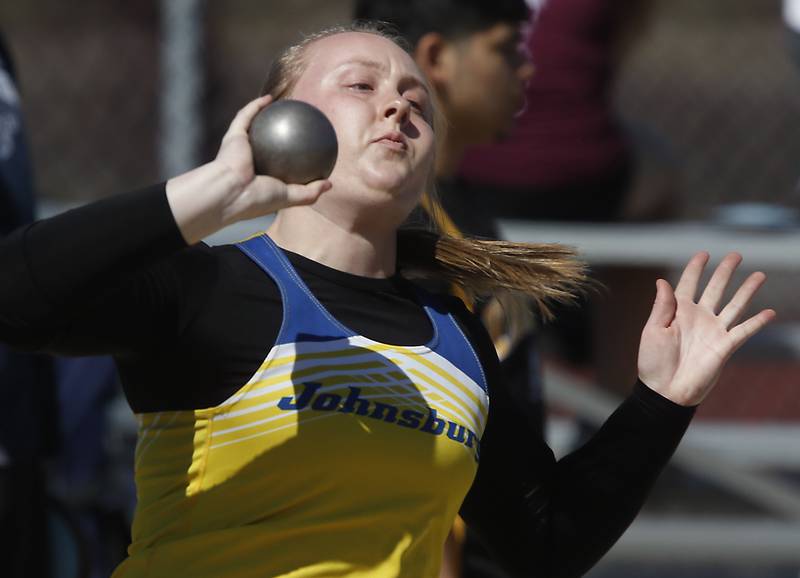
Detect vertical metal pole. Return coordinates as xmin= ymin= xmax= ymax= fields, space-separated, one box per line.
xmin=159 ymin=0 xmax=205 ymax=179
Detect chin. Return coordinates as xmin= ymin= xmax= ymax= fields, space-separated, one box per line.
xmin=489 ymin=117 xmax=518 ymax=142
xmin=361 ymin=165 xmax=418 ymax=194
xmin=492 ymin=128 xmax=513 ymax=142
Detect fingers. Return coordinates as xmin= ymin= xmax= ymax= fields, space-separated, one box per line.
xmin=698 ymin=252 xmax=742 ymax=311
xmin=674 ymin=251 xmax=710 ymax=301
xmin=249 ymin=177 xmax=331 ymax=210
xmin=284 ymin=179 xmax=332 ymax=207
xmin=223 ymin=94 xmax=273 ymax=141
xmin=644 ymin=278 xmax=677 ymax=329
xmin=718 ymin=270 xmax=768 ymax=328
xmin=231 ymin=177 xmax=331 ymax=222
xmin=728 ymin=308 xmax=777 ymax=351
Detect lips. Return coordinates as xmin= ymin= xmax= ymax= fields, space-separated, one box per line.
xmin=373 ymin=131 xmax=408 ymax=150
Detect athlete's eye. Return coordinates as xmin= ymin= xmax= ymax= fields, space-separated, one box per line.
xmin=403 ymin=91 xmax=429 ymax=117
xmin=349 ymin=82 xmax=373 ymax=91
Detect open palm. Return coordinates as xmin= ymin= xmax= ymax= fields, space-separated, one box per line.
xmin=638 ymin=252 xmax=776 ymax=406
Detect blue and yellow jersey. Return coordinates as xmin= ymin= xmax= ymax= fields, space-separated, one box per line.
xmin=113 ymin=234 xmax=490 ymax=578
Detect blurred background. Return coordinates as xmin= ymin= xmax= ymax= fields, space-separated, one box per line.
xmin=1 ymin=0 xmax=799 ymax=576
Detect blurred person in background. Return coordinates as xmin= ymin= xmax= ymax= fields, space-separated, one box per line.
xmin=0 ymin=29 xmax=59 ymax=578
xmin=459 ymin=0 xmax=673 ymax=400
xmin=460 ymin=0 xmax=658 ymax=221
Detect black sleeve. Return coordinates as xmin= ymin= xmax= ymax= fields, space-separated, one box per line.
xmin=0 ymin=183 xmax=189 ymax=354
xmin=453 ymin=303 xmax=695 ymax=577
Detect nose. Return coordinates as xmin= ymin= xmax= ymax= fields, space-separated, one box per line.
xmin=519 ymin=61 xmax=535 ymax=85
xmin=383 ymin=97 xmax=411 ymax=125
xmin=514 ymin=38 xmax=535 ymax=86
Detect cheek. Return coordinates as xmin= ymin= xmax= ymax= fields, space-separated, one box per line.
xmin=483 ymin=63 xmax=522 ymax=110
xmin=314 ymin=101 xmax=348 ymax=138
xmin=457 ymin=77 xmax=501 ymax=121
xmin=323 ymin=100 xmax=372 ymax=151
xmin=473 ymin=52 xmax=515 ymax=89
xmin=290 ymin=93 xmax=359 ymax=142
xmin=418 ymin=127 xmax=436 ymax=165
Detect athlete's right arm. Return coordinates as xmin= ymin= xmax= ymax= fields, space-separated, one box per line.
xmin=0 ymin=182 xmax=186 ymax=354
xmin=0 ymin=96 xmax=327 ymax=354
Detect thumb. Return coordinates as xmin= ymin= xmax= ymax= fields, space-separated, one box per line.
xmin=645 ymin=279 xmax=677 ymax=329
xmin=284 ymin=179 xmax=332 ymax=207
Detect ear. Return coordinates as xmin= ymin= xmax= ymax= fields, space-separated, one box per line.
xmin=413 ymin=32 xmax=454 ymax=85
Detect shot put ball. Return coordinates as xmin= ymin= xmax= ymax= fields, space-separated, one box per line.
xmin=249 ymin=99 xmax=338 ymax=184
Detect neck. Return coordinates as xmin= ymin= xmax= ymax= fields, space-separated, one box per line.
xmin=267 ymin=206 xmax=398 ymax=278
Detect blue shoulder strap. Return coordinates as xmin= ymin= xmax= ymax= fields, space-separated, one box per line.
xmin=416 ymin=291 xmax=489 ymax=395
xmin=236 ymin=234 xmax=487 ymax=393
xmin=236 ymin=234 xmax=353 ymax=346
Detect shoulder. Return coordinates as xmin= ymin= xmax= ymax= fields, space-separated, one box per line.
xmin=404 ymin=280 xmax=502 ymax=394
xmin=445 ymin=296 xmax=502 ymax=391
xmin=156 ymin=241 xmax=280 ymax=326
xmin=168 ymin=242 xmax=272 ymax=281
xmin=424 ymin=290 xmax=492 ymax=355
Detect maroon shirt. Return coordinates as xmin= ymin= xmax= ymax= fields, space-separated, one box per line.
xmin=460 ymin=0 xmax=631 ymax=189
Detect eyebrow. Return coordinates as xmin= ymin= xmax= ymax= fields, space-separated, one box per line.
xmin=333 ymin=58 xmax=430 ymax=96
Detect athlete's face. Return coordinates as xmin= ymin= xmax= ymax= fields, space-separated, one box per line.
xmin=289 ymin=32 xmax=436 ymax=223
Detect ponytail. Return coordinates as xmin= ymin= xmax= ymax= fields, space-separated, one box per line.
xmin=397 ymin=229 xmax=586 ymax=320
xmin=398 ymin=192 xmax=588 ymax=322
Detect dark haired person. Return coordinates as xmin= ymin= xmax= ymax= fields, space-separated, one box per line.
xmin=459 ymin=0 xmax=667 ymax=403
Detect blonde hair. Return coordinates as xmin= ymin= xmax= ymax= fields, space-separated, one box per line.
xmin=261 ymin=22 xmax=412 ymax=100
xmin=260 ymin=22 xmax=587 ymax=320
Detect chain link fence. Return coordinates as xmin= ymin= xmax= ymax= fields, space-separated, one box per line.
xmin=4 ymin=0 xmax=798 ymax=212
xmin=617 ymin=0 xmax=800 ymax=218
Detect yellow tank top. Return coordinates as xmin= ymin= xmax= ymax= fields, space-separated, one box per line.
xmin=112 ymin=235 xmax=490 ymax=578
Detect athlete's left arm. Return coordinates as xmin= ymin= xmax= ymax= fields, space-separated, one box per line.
xmin=459 ymin=372 xmax=694 ymax=577
xmin=456 ymin=253 xmax=774 ymax=577
xmin=450 ymin=301 xmax=659 ymax=577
